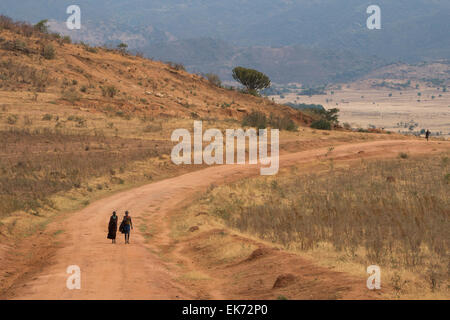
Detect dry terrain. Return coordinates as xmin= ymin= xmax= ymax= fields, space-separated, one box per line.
xmin=0 ymin=18 xmax=449 ymax=300
xmin=2 ymin=139 xmax=448 ymax=300
xmin=273 ymin=75 xmax=450 ymax=138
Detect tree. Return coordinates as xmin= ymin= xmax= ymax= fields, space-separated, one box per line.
xmin=232 ymin=67 xmax=271 ymax=94
xmin=117 ymin=42 xmax=128 ymax=53
xmin=34 ymin=19 xmax=49 ymax=33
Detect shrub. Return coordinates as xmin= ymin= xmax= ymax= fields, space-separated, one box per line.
xmin=101 ymin=85 xmax=117 ymax=98
xmin=61 ymin=36 xmax=71 ymax=44
xmin=242 ymin=111 xmax=267 ymax=129
xmin=167 ymin=61 xmax=185 ymax=71
xmin=269 ymin=114 xmax=298 ymax=131
xmin=42 ymin=114 xmax=53 ymax=121
xmin=243 ymin=111 xmax=298 ymax=131
xmin=6 ymin=114 xmax=18 ymax=125
xmin=61 ymin=88 xmax=81 ymax=103
xmin=41 ymin=44 xmax=55 ymax=59
xmin=444 ymin=173 xmax=450 ymax=184
xmin=204 ymin=73 xmax=222 ymax=87
xmin=399 ymin=152 xmax=409 ymax=159
xmin=143 ymin=123 xmax=163 ymax=133
xmin=81 ymin=42 xmax=98 ymax=53
xmin=311 ymin=119 xmax=332 ymax=130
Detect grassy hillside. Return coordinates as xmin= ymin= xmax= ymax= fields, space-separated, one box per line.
xmin=0 ymin=17 xmax=307 ymax=121
xmin=0 ymin=18 xmax=315 ymax=238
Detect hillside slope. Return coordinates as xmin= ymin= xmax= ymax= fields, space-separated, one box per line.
xmin=0 ymin=22 xmax=309 ymax=123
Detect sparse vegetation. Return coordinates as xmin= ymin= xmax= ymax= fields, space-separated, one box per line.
xmin=196 ymin=154 xmax=450 ymax=296
xmin=41 ymin=43 xmax=55 ymax=59
xmin=310 ymin=119 xmax=332 ymax=130
xmin=0 ymin=60 xmax=50 ymax=91
xmin=61 ymin=88 xmax=81 ymax=103
xmin=101 ymin=85 xmax=117 ymax=98
xmin=242 ymin=111 xmax=297 ymax=131
xmin=167 ymin=61 xmax=185 ymax=71
xmin=203 ymin=73 xmax=222 ymax=87
xmin=0 ymin=128 xmax=170 ymax=218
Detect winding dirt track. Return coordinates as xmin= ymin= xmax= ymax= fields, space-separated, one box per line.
xmin=6 ymin=139 xmax=449 ymax=299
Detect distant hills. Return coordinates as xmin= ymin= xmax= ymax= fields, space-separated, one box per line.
xmin=1 ymin=0 xmax=449 ymax=84
xmin=142 ymin=38 xmax=387 ymax=85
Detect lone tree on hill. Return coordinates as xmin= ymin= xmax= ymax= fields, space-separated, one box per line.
xmin=117 ymin=42 xmax=128 ymax=53
xmin=34 ymin=19 xmax=49 ymax=33
xmin=232 ymin=66 xmax=271 ymax=95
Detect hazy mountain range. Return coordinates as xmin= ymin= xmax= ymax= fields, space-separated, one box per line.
xmin=1 ymin=0 xmax=449 ymax=84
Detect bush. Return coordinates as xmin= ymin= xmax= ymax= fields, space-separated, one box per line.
xmin=61 ymin=88 xmax=81 ymax=103
xmin=311 ymin=119 xmax=332 ymax=130
xmin=143 ymin=123 xmax=162 ymax=133
xmin=242 ymin=111 xmax=298 ymax=131
xmin=101 ymin=86 xmax=117 ymax=98
xmin=6 ymin=114 xmax=18 ymax=125
xmin=242 ymin=111 xmax=267 ymax=129
xmin=81 ymin=42 xmax=98 ymax=53
xmin=167 ymin=61 xmax=185 ymax=71
xmin=269 ymin=114 xmax=298 ymax=131
xmin=204 ymin=73 xmax=221 ymax=87
xmin=61 ymin=36 xmax=71 ymax=44
xmin=41 ymin=44 xmax=55 ymax=59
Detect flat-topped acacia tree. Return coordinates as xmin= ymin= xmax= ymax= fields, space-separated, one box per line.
xmin=232 ymin=66 xmax=271 ymax=95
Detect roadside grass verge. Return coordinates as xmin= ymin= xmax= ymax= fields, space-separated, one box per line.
xmin=188 ymin=154 xmax=449 ymax=298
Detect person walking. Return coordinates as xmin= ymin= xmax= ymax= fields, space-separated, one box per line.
xmin=107 ymin=211 xmax=118 ymax=244
xmin=425 ymin=129 xmax=431 ymax=141
xmin=121 ymin=211 xmax=133 ymax=244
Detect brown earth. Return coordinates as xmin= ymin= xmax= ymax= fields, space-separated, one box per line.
xmin=1 ymin=139 xmax=448 ymax=300
xmin=0 ymin=27 xmax=311 ymax=124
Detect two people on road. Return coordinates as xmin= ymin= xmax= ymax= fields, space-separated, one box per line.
xmin=107 ymin=211 xmax=133 ymax=244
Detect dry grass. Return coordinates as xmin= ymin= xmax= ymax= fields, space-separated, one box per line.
xmin=0 ymin=127 xmax=171 ymax=218
xmin=0 ymin=59 xmax=51 ymax=92
xmin=193 ymin=154 xmax=449 ymax=298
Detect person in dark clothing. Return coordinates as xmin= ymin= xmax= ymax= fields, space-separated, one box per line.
xmin=121 ymin=211 xmax=133 ymax=244
xmin=107 ymin=211 xmax=118 ymax=244
xmin=425 ymin=129 xmax=431 ymax=141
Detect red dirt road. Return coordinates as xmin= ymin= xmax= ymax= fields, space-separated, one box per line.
xmin=2 ymin=139 xmax=448 ymax=299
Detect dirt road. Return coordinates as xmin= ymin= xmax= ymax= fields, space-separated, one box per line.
xmin=3 ymin=139 xmax=449 ymax=299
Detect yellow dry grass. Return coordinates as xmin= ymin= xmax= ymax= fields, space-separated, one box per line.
xmin=185 ymin=153 xmax=450 ymax=299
